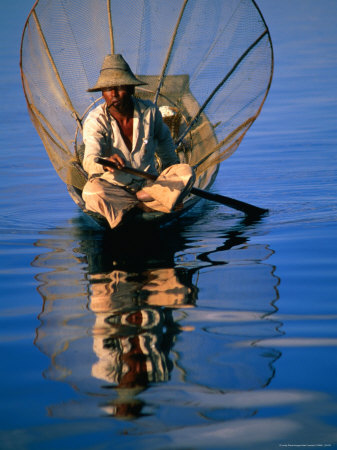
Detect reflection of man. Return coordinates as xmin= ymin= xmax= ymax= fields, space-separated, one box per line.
xmin=91 ymin=308 xmax=171 ymax=387
xmin=88 ymin=267 xmax=197 ymax=418
xmin=82 ymin=53 xmax=195 ymax=228
xmin=90 ymin=268 xmax=197 ymax=391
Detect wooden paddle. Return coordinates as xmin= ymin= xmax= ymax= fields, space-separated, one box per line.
xmin=94 ymin=157 xmax=268 ymax=216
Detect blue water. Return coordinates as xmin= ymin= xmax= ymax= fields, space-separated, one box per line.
xmin=1 ymin=1 xmax=337 ymax=449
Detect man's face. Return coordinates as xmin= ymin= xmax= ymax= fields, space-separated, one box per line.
xmin=102 ymin=85 xmax=133 ymax=113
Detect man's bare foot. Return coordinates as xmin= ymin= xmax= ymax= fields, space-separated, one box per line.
xmin=137 ymin=202 xmax=155 ymax=212
xmin=136 ymin=190 xmax=154 ymax=202
xmin=174 ymin=202 xmax=184 ymax=211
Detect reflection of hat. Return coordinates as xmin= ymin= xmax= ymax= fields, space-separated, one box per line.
xmin=87 ymin=54 xmax=147 ymax=92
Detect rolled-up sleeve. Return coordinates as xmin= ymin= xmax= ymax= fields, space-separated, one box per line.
xmin=83 ymin=112 xmax=107 ymax=177
xmin=153 ymin=108 xmax=179 ymax=169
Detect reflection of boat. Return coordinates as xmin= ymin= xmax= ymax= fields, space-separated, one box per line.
xmin=32 ymin=216 xmax=282 ymax=419
xmin=20 ymin=0 xmax=273 ymax=227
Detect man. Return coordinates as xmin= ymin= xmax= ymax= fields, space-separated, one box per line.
xmin=82 ymin=54 xmax=195 ymax=229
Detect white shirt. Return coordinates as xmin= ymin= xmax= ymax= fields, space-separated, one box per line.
xmin=83 ymin=97 xmax=178 ymax=186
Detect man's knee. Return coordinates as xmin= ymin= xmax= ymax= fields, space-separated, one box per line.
xmin=83 ymin=178 xmax=106 ymax=197
xmin=172 ymin=163 xmax=195 ymax=186
xmin=162 ymin=163 xmax=194 ymax=180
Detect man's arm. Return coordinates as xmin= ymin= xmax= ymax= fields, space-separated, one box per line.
xmin=82 ymin=114 xmax=107 ymax=177
xmin=83 ymin=109 xmax=135 ymax=186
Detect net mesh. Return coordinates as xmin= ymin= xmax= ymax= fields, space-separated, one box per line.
xmin=20 ymin=0 xmax=273 ymax=192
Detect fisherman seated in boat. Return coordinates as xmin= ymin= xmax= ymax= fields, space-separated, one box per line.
xmin=82 ymin=54 xmax=195 ymax=229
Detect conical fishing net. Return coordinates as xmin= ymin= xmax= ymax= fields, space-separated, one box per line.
xmin=20 ymin=0 xmax=273 ymax=194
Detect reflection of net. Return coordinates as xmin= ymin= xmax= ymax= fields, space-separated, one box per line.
xmin=20 ymin=0 xmax=272 ymax=192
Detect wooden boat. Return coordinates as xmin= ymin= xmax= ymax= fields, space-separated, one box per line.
xmin=20 ymin=0 xmax=273 ymax=228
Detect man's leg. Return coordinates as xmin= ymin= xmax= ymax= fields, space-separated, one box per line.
xmin=136 ymin=164 xmax=195 ymax=213
xmin=82 ymin=178 xmax=139 ymax=229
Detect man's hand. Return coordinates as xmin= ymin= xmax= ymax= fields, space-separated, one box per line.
xmin=103 ymin=154 xmax=125 ymax=172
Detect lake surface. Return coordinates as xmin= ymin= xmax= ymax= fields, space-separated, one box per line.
xmin=0 ymin=1 xmax=337 ymax=449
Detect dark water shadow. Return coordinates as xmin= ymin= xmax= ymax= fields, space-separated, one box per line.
xmin=32 ymin=208 xmax=282 ymax=420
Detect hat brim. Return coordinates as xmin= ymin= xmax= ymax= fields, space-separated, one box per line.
xmin=87 ymin=82 xmax=147 ymax=92
xmin=87 ymin=75 xmax=147 ymax=92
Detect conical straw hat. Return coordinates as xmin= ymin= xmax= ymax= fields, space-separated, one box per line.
xmin=88 ymin=54 xmax=146 ymax=92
